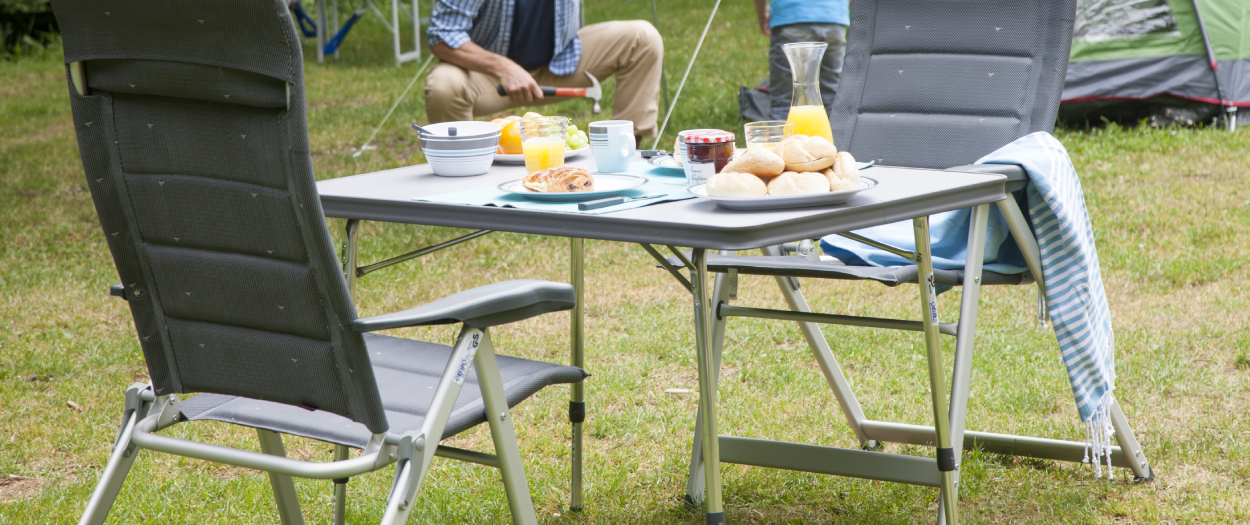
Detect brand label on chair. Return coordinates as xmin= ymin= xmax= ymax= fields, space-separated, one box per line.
xmin=926 ymin=274 xmax=939 ymax=325
xmin=453 ymin=332 xmax=482 ymax=385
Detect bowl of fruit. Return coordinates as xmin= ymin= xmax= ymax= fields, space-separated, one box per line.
xmin=490 ymin=112 xmax=589 ymax=164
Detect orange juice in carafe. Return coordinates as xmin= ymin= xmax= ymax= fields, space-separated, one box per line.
xmin=786 ymin=105 xmax=833 ymax=143
xmin=782 ymin=42 xmax=835 ymax=144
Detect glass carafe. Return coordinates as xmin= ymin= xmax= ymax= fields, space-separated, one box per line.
xmin=783 ymin=42 xmax=834 ymax=143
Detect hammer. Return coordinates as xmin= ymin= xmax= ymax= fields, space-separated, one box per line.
xmin=496 ymin=71 xmax=602 ymax=114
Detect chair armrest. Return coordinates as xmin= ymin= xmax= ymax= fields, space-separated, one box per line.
xmin=946 ymin=163 xmax=1027 ymax=193
xmin=110 ymin=284 xmax=127 ymax=301
xmin=352 ymin=279 xmax=575 ymax=331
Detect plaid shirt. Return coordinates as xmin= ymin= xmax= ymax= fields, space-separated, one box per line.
xmin=428 ymin=0 xmax=582 ymax=76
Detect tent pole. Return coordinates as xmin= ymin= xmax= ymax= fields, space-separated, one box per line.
xmin=652 ymin=0 xmax=671 ymax=118
xmin=1190 ymin=0 xmax=1235 ymax=131
xmin=652 ymin=0 xmax=722 ymax=149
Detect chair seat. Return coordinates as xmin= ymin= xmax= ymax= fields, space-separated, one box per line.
xmin=179 ymin=333 xmax=587 ymax=449
xmin=671 ymin=254 xmax=1032 ymax=287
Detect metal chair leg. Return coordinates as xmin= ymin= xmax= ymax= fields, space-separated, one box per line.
xmin=381 ymin=327 xmax=482 ymax=525
xmin=332 ymin=445 xmax=349 ymax=525
xmin=257 ymin=429 xmax=306 ymax=525
xmin=477 ymin=331 xmax=540 ymax=525
xmin=78 ymin=411 xmax=141 ymax=525
xmin=1110 ymin=400 xmax=1154 ymax=481
xmin=913 ymin=216 xmax=958 ymax=525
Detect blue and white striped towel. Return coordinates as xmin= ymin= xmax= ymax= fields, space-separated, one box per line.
xmin=822 ymin=132 xmax=1119 ymax=476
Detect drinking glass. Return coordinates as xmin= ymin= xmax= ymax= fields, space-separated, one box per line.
xmin=520 ymin=116 xmax=568 ymax=174
xmin=743 ymin=121 xmax=795 ymax=153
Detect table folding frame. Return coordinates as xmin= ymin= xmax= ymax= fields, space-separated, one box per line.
xmin=645 ymin=202 xmax=1153 ymax=525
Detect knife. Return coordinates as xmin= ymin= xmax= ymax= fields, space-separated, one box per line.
xmin=578 ymin=193 xmax=669 ymax=211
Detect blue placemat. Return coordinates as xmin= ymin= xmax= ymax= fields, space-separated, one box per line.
xmin=413 ymin=169 xmax=694 ymax=215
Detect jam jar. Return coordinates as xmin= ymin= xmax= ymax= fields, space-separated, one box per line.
xmin=683 ymin=130 xmax=735 ymax=185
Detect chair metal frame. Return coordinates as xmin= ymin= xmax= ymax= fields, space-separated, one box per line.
xmin=311 ymin=0 xmax=422 ymax=66
xmin=340 ymin=223 xmax=590 ymax=512
xmin=652 ymin=194 xmax=1153 ymax=525
xmin=81 ymin=325 xmax=542 ymax=525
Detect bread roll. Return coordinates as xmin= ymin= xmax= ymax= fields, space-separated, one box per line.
xmin=706 ymin=171 xmax=768 ymax=198
xmin=767 ymin=171 xmax=830 ymax=196
xmin=523 ymin=166 xmax=595 ymax=193
xmin=824 ymin=151 xmax=860 ymax=191
xmin=776 ymin=135 xmax=837 ymax=172
xmin=721 ymin=149 xmax=785 ymax=177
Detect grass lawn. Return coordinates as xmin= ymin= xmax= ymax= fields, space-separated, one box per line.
xmin=2 ymin=1 xmax=1249 ymax=523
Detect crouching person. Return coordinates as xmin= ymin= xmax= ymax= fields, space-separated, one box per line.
xmin=424 ymin=0 xmax=664 ymax=138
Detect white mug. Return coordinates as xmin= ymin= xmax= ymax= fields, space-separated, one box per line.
xmin=588 ymin=120 xmax=635 ymax=173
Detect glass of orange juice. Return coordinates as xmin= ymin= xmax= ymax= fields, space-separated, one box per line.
xmin=520 ymin=116 xmax=568 ymax=173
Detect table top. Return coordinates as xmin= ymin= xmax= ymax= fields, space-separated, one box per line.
xmin=316 ymin=155 xmax=1006 ymax=251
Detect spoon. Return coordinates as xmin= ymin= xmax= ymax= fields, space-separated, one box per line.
xmin=411 ymin=123 xmax=435 ymax=136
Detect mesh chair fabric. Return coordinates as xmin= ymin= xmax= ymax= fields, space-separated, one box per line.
xmin=180 ymin=333 xmax=590 ymax=448
xmin=56 ymin=0 xmax=389 ymax=433
xmin=831 ymin=0 xmax=1077 ymax=169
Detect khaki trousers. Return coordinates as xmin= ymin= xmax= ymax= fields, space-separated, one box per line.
xmin=425 ymin=20 xmax=664 ymax=136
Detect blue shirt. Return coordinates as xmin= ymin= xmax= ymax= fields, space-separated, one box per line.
xmin=769 ymin=0 xmax=849 ymax=28
xmin=428 ymin=0 xmax=582 ymax=76
xmin=508 ymin=0 xmax=556 ymax=70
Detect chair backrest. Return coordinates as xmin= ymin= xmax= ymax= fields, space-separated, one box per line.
xmin=830 ymin=0 xmax=1077 ymax=169
xmin=53 ymin=0 xmax=389 ymax=433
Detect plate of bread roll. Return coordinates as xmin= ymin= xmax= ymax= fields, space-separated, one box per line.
xmin=688 ymin=134 xmax=876 ymax=211
xmin=498 ymin=166 xmax=648 ymax=201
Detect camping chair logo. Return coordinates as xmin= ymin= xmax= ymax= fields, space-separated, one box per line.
xmin=453 ymin=332 xmax=482 ymax=385
xmin=926 ymin=274 xmax=939 ymax=326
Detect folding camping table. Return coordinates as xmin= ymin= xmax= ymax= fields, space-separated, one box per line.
xmin=316 ymin=156 xmax=1007 ymax=524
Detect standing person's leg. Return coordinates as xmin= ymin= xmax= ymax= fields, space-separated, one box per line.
xmin=425 ymin=61 xmax=520 ymax=123
xmin=535 ymin=21 xmax=664 ymax=137
xmin=813 ymin=23 xmax=847 ymax=111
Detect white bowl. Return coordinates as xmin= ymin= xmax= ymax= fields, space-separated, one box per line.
xmin=425 ymin=148 xmax=496 ymax=177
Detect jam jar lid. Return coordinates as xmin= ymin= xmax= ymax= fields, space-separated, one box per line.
xmin=683 ymin=130 xmax=735 ymax=144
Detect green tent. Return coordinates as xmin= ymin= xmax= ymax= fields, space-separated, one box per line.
xmin=1060 ymin=0 xmax=1250 ymax=125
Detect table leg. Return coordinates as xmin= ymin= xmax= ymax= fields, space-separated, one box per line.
xmin=913 ymin=216 xmax=958 ymax=525
xmin=686 ymin=254 xmax=733 ymax=505
xmin=569 ymin=238 xmax=586 ymax=512
xmin=691 ymin=248 xmax=725 ymax=524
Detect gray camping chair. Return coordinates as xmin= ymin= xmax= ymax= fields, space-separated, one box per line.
xmin=55 ymin=2 xmax=585 ymax=524
xmin=657 ymin=1 xmax=1154 ymax=523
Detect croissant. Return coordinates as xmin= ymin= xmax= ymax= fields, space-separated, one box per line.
xmin=523 ymin=166 xmax=595 ymax=193
xmin=824 ymin=151 xmax=860 ymax=191
xmin=776 ymin=134 xmax=837 ymax=172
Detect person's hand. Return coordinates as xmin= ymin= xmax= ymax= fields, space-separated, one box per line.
xmin=497 ymin=58 xmax=543 ymax=103
xmin=753 ymin=0 xmax=770 ymax=36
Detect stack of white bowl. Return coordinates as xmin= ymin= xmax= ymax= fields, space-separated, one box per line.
xmin=417 ymin=121 xmax=502 ymax=177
